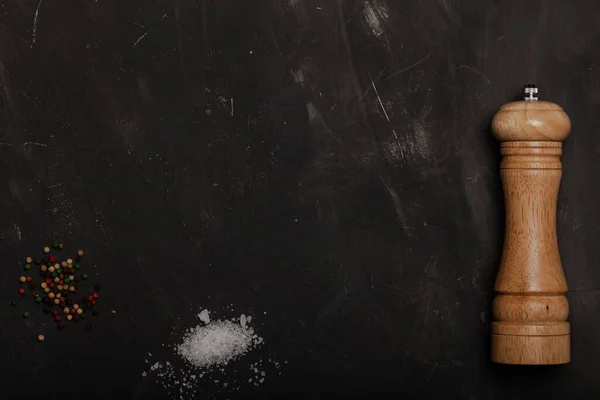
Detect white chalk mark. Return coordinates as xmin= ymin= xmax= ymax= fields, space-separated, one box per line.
xmin=388 ymin=53 xmax=431 ymax=78
xmin=132 ymin=31 xmax=150 ymax=48
xmin=363 ymin=0 xmax=388 ymax=37
xmin=13 ymin=222 xmax=21 ymax=241
xmin=31 ymin=0 xmax=43 ymax=47
xmin=459 ymin=64 xmax=492 ymax=85
xmin=0 ymin=143 xmax=15 ymax=147
xmin=370 ymin=78 xmax=390 ymax=122
xmin=230 ymin=98 xmax=234 ymax=116
xmin=23 ymin=141 xmax=48 ymax=147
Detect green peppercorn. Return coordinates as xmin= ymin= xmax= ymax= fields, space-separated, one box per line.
xmin=24 ymin=264 xmax=31 ymax=271
xmin=81 ymin=273 xmax=88 ymax=280
xmin=56 ymin=268 xmax=62 ymax=274
xmin=53 ymin=241 xmax=59 ymax=249
xmin=74 ymin=264 xmax=81 ymax=270
xmin=23 ymin=312 xmax=29 ymax=318
xmin=35 ymin=296 xmax=42 ymax=303
xmin=51 ymin=272 xmax=58 ymax=278
xmin=10 ymin=300 xmax=17 ymax=307
xmin=64 ymin=278 xmax=70 ymax=284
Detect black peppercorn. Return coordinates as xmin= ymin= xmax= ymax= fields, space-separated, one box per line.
xmin=59 ymin=302 xmax=65 ymax=308
xmin=86 ymin=302 xmax=93 ymax=310
xmin=66 ymin=299 xmax=73 ymax=306
xmin=35 ymin=259 xmax=42 ymax=265
xmin=51 ymin=309 xmax=59 ymax=317
xmin=29 ymin=282 xmax=36 ymax=290
xmin=73 ymin=315 xmax=79 ymax=321
xmin=57 ymin=321 xmax=65 ymax=329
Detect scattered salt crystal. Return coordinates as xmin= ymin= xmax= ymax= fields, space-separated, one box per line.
xmin=198 ymin=309 xmax=210 ymax=324
xmin=240 ymin=314 xmax=247 ymax=328
xmin=247 ymin=316 xmax=252 ymax=323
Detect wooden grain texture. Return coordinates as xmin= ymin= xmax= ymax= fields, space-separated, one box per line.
xmin=491 ymin=101 xmax=571 ymax=364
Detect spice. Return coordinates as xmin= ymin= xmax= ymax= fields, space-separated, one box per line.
xmin=23 ymin=312 xmax=29 ymax=318
xmin=92 ymin=293 xmax=99 ymax=299
xmin=76 ymin=308 xmax=83 ymax=315
xmin=77 ymin=250 xmax=84 ymax=257
xmin=69 ymin=286 xmax=75 ymax=292
xmin=57 ymin=321 xmax=65 ymax=329
xmin=18 ymin=288 xmax=25 ymax=295
xmin=63 ymin=307 xmax=70 ymax=315
xmin=81 ymin=273 xmax=88 ymax=280
xmin=49 ymin=256 xmax=57 ymax=263
xmin=43 ymin=247 xmax=50 ymax=254
xmin=44 ymin=287 xmax=50 ymax=293
xmin=35 ymin=296 xmax=42 ymax=304
xmin=10 ymin=300 xmax=17 ymax=307
xmin=74 ymin=264 xmax=81 ymax=270
xmin=54 ymin=299 xmax=60 ymax=305
xmin=38 ymin=334 xmax=45 ymax=342
xmin=67 ymin=258 xmax=73 ymax=265
xmin=25 ymin=257 xmax=32 ymax=264
xmin=57 ymin=285 xmax=63 ymax=291
xmin=54 ymin=315 xmax=61 ymax=322
xmin=19 ymin=276 xmax=26 ymax=283
xmin=59 ymin=243 xmax=64 ymax=250
xmin=41 ymin=265 xmax=47 ymax=272
xmin=24 ymin=264 xmax=31 ymax=271
xmin=61 ymin=261 xmax=67 ymax=268
xmin=48 ymin=266 xmax=55 ymax=273
xmin=73 ymin=304 xmax=79 ymax=310
xmin=176 ymin=319 xmax=255 ymax=368
xmin=48 ymin=292 xmax=55 ymax=299
xmin=66 ymin=315 xmax=73 ymax=321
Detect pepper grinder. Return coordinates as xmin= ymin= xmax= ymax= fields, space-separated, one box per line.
xmin=490 ymin=85 xmax=571 ymax=364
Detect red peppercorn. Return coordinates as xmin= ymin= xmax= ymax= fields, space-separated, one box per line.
xmin=49 ymin=256 xmax=57 ymax=263
xmin=91 ymin=300 xmax=96 ymax=305
xmin=92 ymin=293 xmax=99 ymax=299
xmin=70 ymin=308 xmax=76 ymax=315
xmin=26 ymin=276 xmax=32 ymax=282
xmin=49 ymin=283 xmax=55 ymax=288
xmin=88 ymin=296 xmax=93 ymax=301
xmin=18 ymin=288 xmax=25 ymax=295
xmin=59 ymin=280 xmax=64 ymax=285
xmin=54 ymin=315 xmax=61 ymax=322
xmin=45 ymin=278 xmax=51 ymax=284
xmin=60 ymin=297 xmax=65 ymax=302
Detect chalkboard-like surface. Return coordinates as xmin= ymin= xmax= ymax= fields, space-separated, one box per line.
xmin=0 ymin=0 xmax=599 ymax=398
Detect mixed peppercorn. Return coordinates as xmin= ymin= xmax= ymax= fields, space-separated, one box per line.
xmin=11 ymin=241 xmax=101 ymax=341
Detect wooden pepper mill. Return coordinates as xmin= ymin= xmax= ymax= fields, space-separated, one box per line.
xmin=490 ymin=85 xmax=571 ymax=364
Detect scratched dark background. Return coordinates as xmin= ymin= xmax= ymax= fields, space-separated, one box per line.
xmin=0 ymin=0 xmax=599 ymax=399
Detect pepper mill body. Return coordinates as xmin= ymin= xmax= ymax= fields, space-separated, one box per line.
xmin=490 ymin=86 xmax=571 ymax=365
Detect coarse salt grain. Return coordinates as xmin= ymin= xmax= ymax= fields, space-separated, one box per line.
xmin=198 ymin=309 xmax=210 ymax=324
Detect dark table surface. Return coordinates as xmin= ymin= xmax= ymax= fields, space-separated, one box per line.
xmin=1 ymin=0 xmax=600 ymax=398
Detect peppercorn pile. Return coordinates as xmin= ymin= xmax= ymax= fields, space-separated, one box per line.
xmin=11 ymin=241 xmax=101 ymax=340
